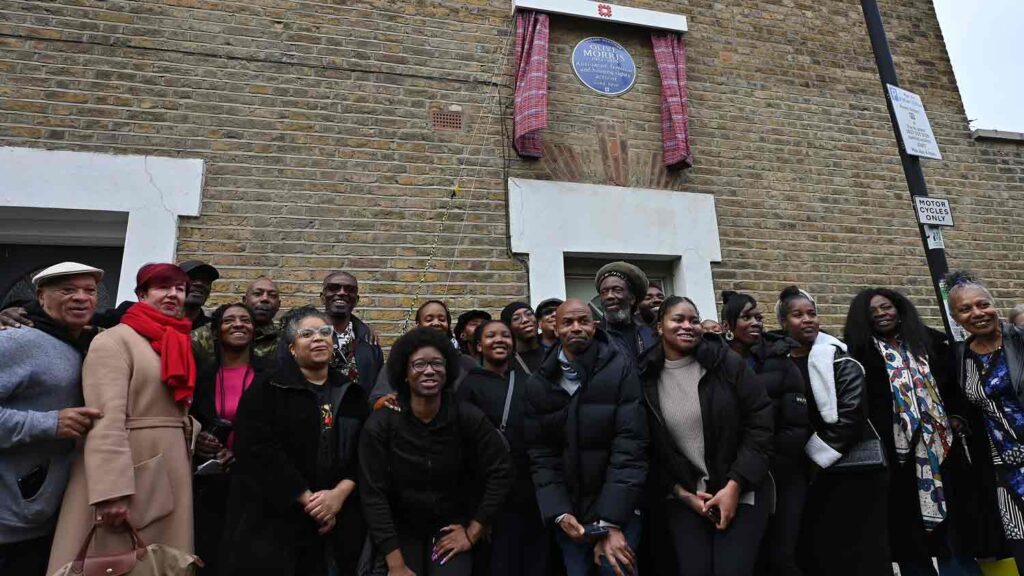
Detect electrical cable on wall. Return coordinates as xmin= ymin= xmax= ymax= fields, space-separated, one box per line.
xmin=402 ymin=15 xmax=517 ymax=331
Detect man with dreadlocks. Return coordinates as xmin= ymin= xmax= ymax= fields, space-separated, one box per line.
xmin=594 ymin=262 xmax=657 ymax=365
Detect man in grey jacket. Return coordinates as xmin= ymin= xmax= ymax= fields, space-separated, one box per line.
xmin=0 ymin=262 xmax=105 ymax=576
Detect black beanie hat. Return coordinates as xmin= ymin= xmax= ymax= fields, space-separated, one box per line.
xmin=500 ymin=301 xmax=533 ymax=326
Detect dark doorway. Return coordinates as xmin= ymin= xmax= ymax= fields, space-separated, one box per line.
xmin=0 ymin=245 xmax=124 ymax=310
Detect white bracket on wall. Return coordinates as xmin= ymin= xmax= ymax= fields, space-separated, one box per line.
xmin=512 ymin=0 xmax=687 ymax=32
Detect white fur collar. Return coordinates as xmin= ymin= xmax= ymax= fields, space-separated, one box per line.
xmin=807 ymin=331 xmax=846 ymax=425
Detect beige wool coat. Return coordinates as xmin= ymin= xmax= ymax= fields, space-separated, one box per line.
xmin=47 ymin=324 xmax=195 ymax=575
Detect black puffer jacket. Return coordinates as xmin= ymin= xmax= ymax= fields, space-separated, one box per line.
xmin=749 ymin=333 xmax=811 ymax=463
xmin=524 ymin=330 xmax=648 ymax=526
xmin=358 ymin=392 xmax=513 ymax=555
xmin=639 ymin=335 xmax=773 ymax=498
xmin=798 ymin=332 xmax=868 ymax=468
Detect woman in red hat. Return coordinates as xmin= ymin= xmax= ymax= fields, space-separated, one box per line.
xmin=48 ymin=263 xmax=199 ymax=573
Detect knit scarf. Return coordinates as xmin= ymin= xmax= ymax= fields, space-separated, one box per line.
xmin=121 ymin=302 xmax=196 ymax=404
xmin=875 ymin=338 xmax=952 ymax=530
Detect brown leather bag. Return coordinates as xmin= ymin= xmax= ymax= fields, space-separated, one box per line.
xmin=51 ymin=523 xmax=202 ymax=576
xmin=63 ymin=524 xmax=145 ymax=576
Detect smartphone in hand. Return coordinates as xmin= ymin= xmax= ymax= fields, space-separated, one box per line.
xmin=583 ymin=523 xmax=611 ymax=540
xmin=706 ymin=506 xmax=722 ymax=525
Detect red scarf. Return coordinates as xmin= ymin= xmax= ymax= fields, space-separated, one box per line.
xmin=120 ymin=302 xmax=196 ymax=404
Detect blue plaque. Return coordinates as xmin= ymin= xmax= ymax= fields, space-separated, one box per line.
xmin=571 ymin=37 xmax=637 ymax=96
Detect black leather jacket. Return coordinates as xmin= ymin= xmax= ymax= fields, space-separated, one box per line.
xmin=798 ymin=334 xmax=868 ymax=467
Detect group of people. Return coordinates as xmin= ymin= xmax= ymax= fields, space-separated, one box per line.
xmin=2 ymin=257 xmax=1024 ymax=576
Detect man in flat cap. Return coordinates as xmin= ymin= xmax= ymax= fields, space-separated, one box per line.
xmin=178 ymin=260 xmax=220 ymax=330
xmin=0 ymin=263 xmax=105 ymax=576
xmin=595 ymin=262 xmax=657 ymax=363
xmin=2 ymin=260 xmax=220 ymax=332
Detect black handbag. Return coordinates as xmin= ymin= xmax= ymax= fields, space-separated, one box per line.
xmin=830 ymin=421 xmax=887 ymax=472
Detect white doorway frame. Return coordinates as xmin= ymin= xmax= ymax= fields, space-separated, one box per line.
xmin=508 ymin=177 xmax=722 ymax=319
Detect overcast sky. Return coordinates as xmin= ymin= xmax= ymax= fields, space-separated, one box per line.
xmin=933 ymin=0 xmax=1024 ymax=133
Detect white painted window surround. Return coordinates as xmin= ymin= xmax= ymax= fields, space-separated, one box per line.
xmin=0 ymin=146 xmax=205 ymax=302
xmin=508 ymin=178 xmax=722 ymax=320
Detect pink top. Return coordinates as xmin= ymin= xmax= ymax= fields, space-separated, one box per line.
xmin=216 ymin=366 xmax=254 ymax=448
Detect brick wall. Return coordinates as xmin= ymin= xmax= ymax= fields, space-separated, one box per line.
xmin=1 ymin=0 xmax=1021 ymax=338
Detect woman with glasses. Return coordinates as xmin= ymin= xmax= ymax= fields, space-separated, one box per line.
xmin=500 ymin=302 xmax=544 ymax=374
xmin=221 ymin=306 xmax=369 ymax=576
xmin=370 ymin=300 xmax=478 ymax=410
xmin=359 ymin=327 xmax=513 ymax=576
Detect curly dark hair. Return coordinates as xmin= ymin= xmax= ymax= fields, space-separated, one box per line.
xmin=209 ymin=302 xmax=256 ymax=364
xmin=720 ymin=290 xmax=756 ymax=329
xmin=386 ymin=326 xmax=462 ymax=398
xmin=844 ymin=288 xmax=931 ymax=360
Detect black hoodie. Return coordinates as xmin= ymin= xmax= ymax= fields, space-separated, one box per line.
xmin=458 ymin=363 xmax=533 ymax=505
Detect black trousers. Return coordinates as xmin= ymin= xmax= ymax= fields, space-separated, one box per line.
xmin=797 ymin=468 xmax=892 ymax=576
xmin=194 ymin=473 xmax=230 ymax=574
xmin=0 ymin=532 xmax=54 ymax=576
xmin=758 ymin=466 xmax=808 ymax=576
xmin=666 ymin=497 xmax=770 ymax=576
xmin=489 ymin=504 xmax=550 ymax=576
xmin=399 ymin=533 xmax=474 ymax=576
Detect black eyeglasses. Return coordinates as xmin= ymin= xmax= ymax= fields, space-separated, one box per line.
xmin=410 ymin=359 xmax=446 ymax=373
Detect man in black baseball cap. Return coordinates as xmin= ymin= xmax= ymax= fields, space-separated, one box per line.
xmin=535 ymin=298 xmax=563 ymax=353
xmin=178 ymin=260 xmax=220 ymax=330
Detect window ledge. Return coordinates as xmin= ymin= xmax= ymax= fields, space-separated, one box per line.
xmin=971 ymin=129 xmax=1024 ymax=143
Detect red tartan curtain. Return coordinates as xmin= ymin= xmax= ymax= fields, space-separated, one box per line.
xmin=512 ymin=11 xmax=550 ymax=158
xmin=652 ymin=32 xmax=694 ymax=169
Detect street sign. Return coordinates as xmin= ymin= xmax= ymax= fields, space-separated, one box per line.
xmin=887 ymin=84 xmax=942 ymax=160
xmin=914 ymin=196 xmax=954 ymax=227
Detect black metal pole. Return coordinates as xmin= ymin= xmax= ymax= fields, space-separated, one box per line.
xmin=860 ymin=0 xmax=955 ymax=339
